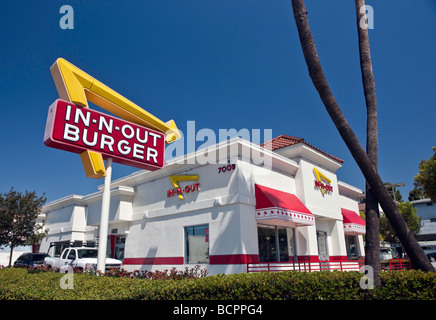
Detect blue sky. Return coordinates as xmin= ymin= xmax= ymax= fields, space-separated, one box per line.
xmin=0 ymin=0 xmax=435 ymax=203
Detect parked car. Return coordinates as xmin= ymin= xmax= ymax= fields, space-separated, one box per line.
xmin=44 ymin=247 xmax=122 ymax=272
xmin=13 ymin=253 xmax=50 ymax=268
xmin=427 ymin=252 xmax=436 ymax=262
xmin=380 ymin=248 xmax=393 ymax=261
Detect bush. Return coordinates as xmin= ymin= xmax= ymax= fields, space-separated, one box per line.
xmin=102 ymin=265 xmax=208 ymax=280
xmin=143 ymin=271 xmax=365 ymax=300
xmin=374 ymin=270 xmax=436 ymax=299
xmin=0 ymin=267 xmax=435 ymax=300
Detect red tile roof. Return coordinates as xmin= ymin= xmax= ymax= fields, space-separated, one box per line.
xmin=261 ymin=134 xmax=344 ymax=164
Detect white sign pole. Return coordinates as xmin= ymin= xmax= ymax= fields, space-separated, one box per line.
xmin=96 ymin=157 xmax=113 ymax=274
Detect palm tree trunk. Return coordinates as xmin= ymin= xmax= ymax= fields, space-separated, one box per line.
xmin=354 ymin=0 xmax=381 ymax=286
xmin=8 ymin=245 xmax=14 ymax=267
xmin=291 ymin=0 xmax=434 ymax=271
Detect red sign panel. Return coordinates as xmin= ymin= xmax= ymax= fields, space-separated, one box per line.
xmin=44 ymin=99 xmax=165 ymax=171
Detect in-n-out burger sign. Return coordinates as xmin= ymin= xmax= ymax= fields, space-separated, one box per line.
xmin=314 ymin=180 xmax=333 ymax=193
xmin=47 ymin=58 xmax=180 ymax=178
xmin=167 ymin=174 xmax=200 ymax=200
xmin=313 ymin=167 xmax=333 ymax=195
xmin=167 ymin=182 xmax=201 ymax=198
xmin=44 ymin=99 xmax=164 ymax=170
xmin=45 ymin=58 xmax=181 ymax=274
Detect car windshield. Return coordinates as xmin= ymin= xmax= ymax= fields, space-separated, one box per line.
xmin=77 ymin=249 xmax=98 ymax=259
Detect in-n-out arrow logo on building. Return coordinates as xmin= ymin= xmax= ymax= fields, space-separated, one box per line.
xmin=313 ymin=167 xmax=333 ymax=195
xmin=167 ymin=174 xmax=200 ymax=200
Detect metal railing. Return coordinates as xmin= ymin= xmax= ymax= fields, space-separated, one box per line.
xmin=388 ymin=258 xmax=412 ymax=271
xmin=247 ymin=258 xmax=416 ymax=273
xmin=247 ymin=260 xmax=365 ymax=273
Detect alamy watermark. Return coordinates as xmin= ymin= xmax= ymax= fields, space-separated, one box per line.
xmin=59 ymin=265 xmax=74 ymax=289
xmin=59 ymin=5 xmax=74 ymax=30
xmin=359 ymin=5 xmax=374 ymax=30
xmin=58 ymin=5 xmax=373 ymax=31
xmin=359 ymin=265 xmax=374 ymax=289
xmin=165 ymin=121 xmax=273 ymax=170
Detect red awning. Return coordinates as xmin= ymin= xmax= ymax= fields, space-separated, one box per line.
xmin=341 ymin=208 xmax=366 ymax=235
xmin=255 ymin=184 xmax=315 ymax=226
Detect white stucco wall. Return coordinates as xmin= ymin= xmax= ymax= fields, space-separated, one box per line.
xmin=39 ymin=138 xmax=364 ymax=274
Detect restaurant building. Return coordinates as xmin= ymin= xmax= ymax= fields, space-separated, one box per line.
xmin=39 ymin=134 xmax=365 ymax=274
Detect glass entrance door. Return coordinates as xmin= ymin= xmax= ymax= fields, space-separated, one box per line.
xmin=113 ymin=236 xmax=125 ymax=261
xmin=257 ymin=226 xmax=277 ymax=262
xmin=257 ymin=225 xmax=296 ymax=262
xmin=317 ymin=231 xmax=329 ymax=261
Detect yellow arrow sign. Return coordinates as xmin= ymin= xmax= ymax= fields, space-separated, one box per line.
xmin=51 ymin=58 xmax=181 ymax=178
xmin=313 ymin=167 xmax=331 ymax=195
xmin=168 ymin=174 xmax=199 ymax=200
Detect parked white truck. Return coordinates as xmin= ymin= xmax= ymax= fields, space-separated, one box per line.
xmin=44 ymin=247 xmax=122 ymax=272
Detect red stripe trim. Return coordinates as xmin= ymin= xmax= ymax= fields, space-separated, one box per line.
xmin=296 ymin=255 xmax=319 ymax=262
xmin=124 ymin=255 xmax=260 ymax=265
xmin=210 ymin=254 xmax=259 ymax=265
xmin=124 ymin=255 xmax=349 ymax=266
xmin=123 ymin=257 xmax=184 ymax=265
xmin=329 ymin=255 xmax=348 ymax=261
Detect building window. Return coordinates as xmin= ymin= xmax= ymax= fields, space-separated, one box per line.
xmin=257 ymin=225 xmax=295 ymax=262
xmin=345 ymin=235 xmax=358 ymax=260
xmin=185 ymin=225 xmax=209 ymax=264
xmin=108 ymin=235 xmax=125 ymax=261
